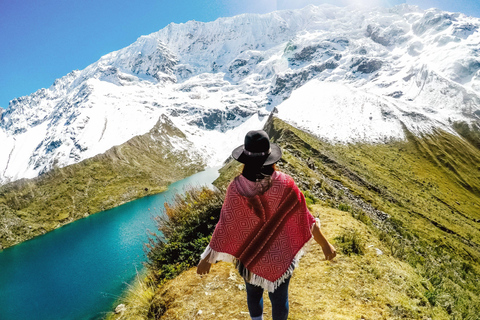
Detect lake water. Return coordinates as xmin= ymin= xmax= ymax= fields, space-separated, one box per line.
xmin=0 ymin=167 xmax=220 ymax=320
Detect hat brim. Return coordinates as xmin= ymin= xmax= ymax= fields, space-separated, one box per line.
xmin=231 ymin=143 xmax=282 ymax=165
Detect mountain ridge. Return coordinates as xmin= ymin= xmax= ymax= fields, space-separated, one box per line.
xmin=2 ymin=4 xmax=480 ymax=186
xmin=0 ymin=114 xmax=204 ymax=249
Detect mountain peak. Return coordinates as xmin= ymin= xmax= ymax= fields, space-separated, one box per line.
xmin=1 ymin=4 xmax=480 ymax=184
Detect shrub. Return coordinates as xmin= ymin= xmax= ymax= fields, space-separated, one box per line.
xmin=303 ymin=189 xmax=319 ymax=207
xmin=352 ymin=209 xmax=371 ymax=225
xmin=145 ymin=187 xmax=225 ymax=284
xmin=334 ymin=229 xmax=365 ymax=255
xmin=338 ymin=202 xmax=352 ymax=212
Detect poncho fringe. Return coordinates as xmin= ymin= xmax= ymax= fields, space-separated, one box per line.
xmin=201 ymin=244 xmax=309 ymax=293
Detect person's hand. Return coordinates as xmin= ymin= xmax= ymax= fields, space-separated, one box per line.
xmin=197 ymin=259 xmax=212 ymax=275
xmin=322 ymin=242 xmax=337 ymax=261
xmin=311 ymin=221 xmax=336 ymax=260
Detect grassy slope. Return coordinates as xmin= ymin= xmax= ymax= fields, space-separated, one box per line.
xmin=108 ymin=116 xmax=480 ymax=319
xmin=109 ymin=204 xmax=447 ymax=320
xmin=274 ymin=117 xmax=480 ymax=249
xmin=0 ymin=116 xmax=205 ymax=249
xmin=265 ymin=117 xmax=480 ymax=317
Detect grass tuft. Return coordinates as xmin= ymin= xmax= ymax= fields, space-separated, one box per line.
xmin=335 ymin=229 xmax=365 ymax=255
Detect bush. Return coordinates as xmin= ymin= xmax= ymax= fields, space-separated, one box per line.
xmin=303 ymin=189 xmax=319 ymax=207
xmin=334 ymin=229 xmax=365 ymax=255
xmin=338 ymin=203 xmax=352 ymax=212
xmin=145 ymin=187 xmax=225 ymax=284
xmin=352 ymin=209 xmax=371 ymax=225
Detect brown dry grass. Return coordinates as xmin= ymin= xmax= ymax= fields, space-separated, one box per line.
xmin=109 ymin=204 xmax=448 ymax=320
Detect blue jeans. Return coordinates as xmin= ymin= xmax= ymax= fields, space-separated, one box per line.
xmin=245 ymin=277 xmax=290 ymax=320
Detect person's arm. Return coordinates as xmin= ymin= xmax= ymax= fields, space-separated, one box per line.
xmin=197 ymin=252 xmax=212 ymax=275
xmin=312 ymin=220 xmax=336 ymax=260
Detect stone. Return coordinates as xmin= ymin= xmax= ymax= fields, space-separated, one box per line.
xmin=115 ymin=304 xmax=126 ymax=314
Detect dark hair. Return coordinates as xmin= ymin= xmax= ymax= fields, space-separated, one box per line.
xmin=242 ymin=163 xmax=277 ymax=182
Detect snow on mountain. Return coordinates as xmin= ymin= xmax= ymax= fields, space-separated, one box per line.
xmin=2 ymin=4 xmax=480 ymax=184
xmin=275 ymin=80 xmax=407 ymax=143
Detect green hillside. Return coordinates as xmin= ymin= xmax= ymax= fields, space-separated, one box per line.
xmin=0 ymin=116 xmax=205 ymax=250
xmin=264 ymin=117 xmax=480 ymax=318
xmin=110 ymin=116 xmax=480 ymax=319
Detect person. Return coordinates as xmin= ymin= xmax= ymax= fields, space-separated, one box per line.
xmin=197 ymin=130 xmax=336 ymax=320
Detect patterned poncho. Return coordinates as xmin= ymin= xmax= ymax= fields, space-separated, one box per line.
xmin=201 ymin=171 xmax=315 ymax=292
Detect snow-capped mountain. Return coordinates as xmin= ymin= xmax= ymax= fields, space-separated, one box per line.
xmin=2 ymin=4 xmax=480 ymax=184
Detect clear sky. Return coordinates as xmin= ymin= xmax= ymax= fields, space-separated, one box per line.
xmin=1 ymin=0 xmax=480 ymax=109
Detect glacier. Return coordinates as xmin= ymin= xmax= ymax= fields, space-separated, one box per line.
xmin=1 ymin=4 xmax=480 ymax=184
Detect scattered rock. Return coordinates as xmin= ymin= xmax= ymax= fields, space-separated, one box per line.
xmin=387 ymin=91 xmax=403 ymax=98
xmin=307 ymin=158 xmax=316 ymax=170
xmin=352 ymin=57 xmax=383 ymax=74
xmin=367 ymin=245 xmax=383 ymax=255
xmin=115 ymin=304 xmax=126 ymax=314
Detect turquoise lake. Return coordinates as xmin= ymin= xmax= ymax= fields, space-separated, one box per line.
xmin=0 ymin=167 xmax=220 ymax=320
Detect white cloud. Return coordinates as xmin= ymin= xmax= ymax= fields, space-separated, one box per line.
xmin=278 ymin=0 xmax=406 ymax=10
xmin=221 ymin=0 xmax=407 ymax=18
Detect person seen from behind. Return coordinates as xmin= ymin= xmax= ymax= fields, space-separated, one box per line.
xmin=197 ymin=129 xmax=336 ymax=320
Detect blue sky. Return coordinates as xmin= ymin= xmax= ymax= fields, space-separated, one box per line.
xmin=1 ymin=0 xmax=480 ymax=109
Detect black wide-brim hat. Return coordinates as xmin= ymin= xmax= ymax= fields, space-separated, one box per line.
xmin=232 ymin=130 xmax=282 ymax=165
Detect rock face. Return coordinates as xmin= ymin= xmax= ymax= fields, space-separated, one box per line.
xmin=2 ymin=4 xmax=480 ymax=184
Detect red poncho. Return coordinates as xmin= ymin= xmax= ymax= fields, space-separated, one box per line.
xmin=202 ymin=171 xmax=315 ymax=291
